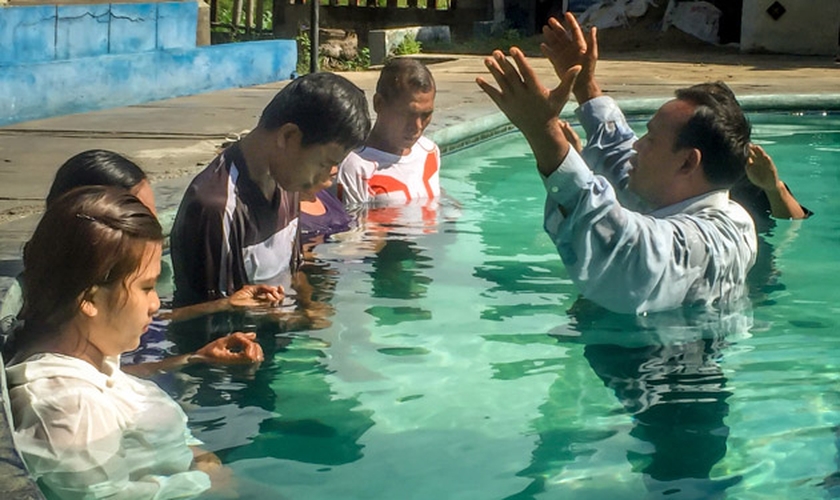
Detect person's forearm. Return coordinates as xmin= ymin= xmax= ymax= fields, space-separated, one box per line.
xmin=764 ymin=181 xmax=807 ymax=219
xmin=122 ymin=353 xmax=199 ymax=378
xmin=165 ymin=298 xmax=231 ymax=323
xmin=523 ymin=119 xmax=571 ymax=177
xmin=573 ymin=78 xmax=602 ymax=106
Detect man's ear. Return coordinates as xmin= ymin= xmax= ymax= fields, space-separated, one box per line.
xmin=372 ymin=93 xmax=384 ymax=114
xmin=274 ymin=123 xmax=302 ymax=152
xmin=79 ymin=286 xmax=100 ymax=318
xmin=680 ymin=147 xmax=702 ymax=176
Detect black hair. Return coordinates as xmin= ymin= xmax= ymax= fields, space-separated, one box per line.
xmin=46 ymin=150 xmax=147 ymax=207
xmin=258 ymin=72 xmax=371 ymax=150
xmin=375 ymin=58 xmax=436 ymax=103
xmin=9 ymin=186 xmax=162 ymax=360
xmin=673 ymin=81 xmax=751 ymax=187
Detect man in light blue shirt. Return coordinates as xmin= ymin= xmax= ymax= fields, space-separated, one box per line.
xmin=475 ymin=14 xmax=756 ymax=314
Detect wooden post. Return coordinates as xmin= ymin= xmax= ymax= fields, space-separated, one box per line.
xmin=245 ymin=0 xmax=255 ymax=34
xmin=210 ymin=0 xmax=218 ymax=23
xmin=232 ymin=0 xmax=243 ymax=31
xmin=310 ymin=0 xmax=319 ymax=73
xmin=256 ymin=0 xmax=265 ymax=33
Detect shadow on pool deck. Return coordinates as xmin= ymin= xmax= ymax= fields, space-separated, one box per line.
xmin=0 ymin=49 xmax=838 ymax=496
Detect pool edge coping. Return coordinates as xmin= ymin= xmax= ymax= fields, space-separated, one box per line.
xmin=431 ymin=93 xmax=840 ymax=155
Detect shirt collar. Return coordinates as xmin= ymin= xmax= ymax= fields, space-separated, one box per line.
xmin=650 ymin=189 xmax=731 ymax=218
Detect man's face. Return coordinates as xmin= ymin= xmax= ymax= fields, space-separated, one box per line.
xmin=374 ymin=88 xmax=435 ymax=155
xmin=272 ymin=138 xmax=350 ymax=193
xmin=629 ymin=99 xmax=695 ymax=208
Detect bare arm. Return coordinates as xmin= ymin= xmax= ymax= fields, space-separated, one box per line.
xmin=746 ymin=144 xmax=807 ymax=219
xmin=161 ymin=284 xmax=284 ymax=323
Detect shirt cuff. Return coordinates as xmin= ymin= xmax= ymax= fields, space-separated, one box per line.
xmin=541 ymin=148 xmax=595 ymax=210
xmin=575 ymin=96 xmax=626 ymax=137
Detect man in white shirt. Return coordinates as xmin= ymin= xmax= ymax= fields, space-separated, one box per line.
xmin=475 ymin=14 xmax=756 ymax=314
xmin=337 ymin=58 xmax=440 ymax=205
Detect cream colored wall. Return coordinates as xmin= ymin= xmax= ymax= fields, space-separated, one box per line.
xmin=742 ymin=0 xmax=840 ymax=55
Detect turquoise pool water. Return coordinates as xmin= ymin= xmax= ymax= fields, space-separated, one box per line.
xmin=163 ymin=111 xmax=840 ymax=499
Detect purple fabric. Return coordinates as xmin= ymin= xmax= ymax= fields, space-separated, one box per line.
xmin=300 ymin=190 xmax=354 ymax=242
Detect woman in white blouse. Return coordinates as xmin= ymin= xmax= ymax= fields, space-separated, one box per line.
xmin=4 ymin=186 xmax=232 ymax=499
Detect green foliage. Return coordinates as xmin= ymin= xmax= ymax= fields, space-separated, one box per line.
xmin=422 ymin=28 xmax=541 ymax=56
xmin=209 ymin=0 xmax=274 ymax=44
xmin=501 ymin=28 xmax=522 ymax=43
xmin=392 ymin=34 xmax=422 ymax=56
xmin=296 ymin=31 xmax=320 ymax=75
xmin=344 ymin=47 xmax=371 ymax=71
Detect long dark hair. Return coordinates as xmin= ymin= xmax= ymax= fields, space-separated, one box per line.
xmin=46 ymin=150 xmax=147 ymax=207
xmin=8 ymin=186 xmax=162 ymax=359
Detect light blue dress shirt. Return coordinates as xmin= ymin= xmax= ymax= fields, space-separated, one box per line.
xmin=541 ymin=96 xmax=757 ymax=314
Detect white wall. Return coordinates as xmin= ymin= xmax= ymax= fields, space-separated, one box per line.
xmin=741 ymin=0 xmax=840 ymax=55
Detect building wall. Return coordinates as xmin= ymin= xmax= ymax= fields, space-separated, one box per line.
xmin=741 ymin=0 xmax=840 ymax=55
xmin=0 ymin=2 xmax=297 ymax=126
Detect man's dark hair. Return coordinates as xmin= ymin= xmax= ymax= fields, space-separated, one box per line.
xmin=375 ymin=58 xmax=436 ymax=103
xmin=47 ymin=150 xmax=146 ymax=207
xmin=674 ymin=81 xmax=751 ymax=187
xmin=258 ymin=72 xmax=371 ymax=150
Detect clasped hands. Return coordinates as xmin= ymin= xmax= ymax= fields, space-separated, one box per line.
xmin=193 ymin=332 xmax=264 ymax=365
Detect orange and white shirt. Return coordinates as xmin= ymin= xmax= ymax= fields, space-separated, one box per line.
xmin=337 ymin=136 xmax=440 ymax=205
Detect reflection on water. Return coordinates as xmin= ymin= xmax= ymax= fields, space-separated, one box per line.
xmin=151 ymin=258 xmax=375 ymax=473
xmin=368 ymin=239 xmax=432 ymax=300
xmin=506 ymin=299 xmax=754 ymax=500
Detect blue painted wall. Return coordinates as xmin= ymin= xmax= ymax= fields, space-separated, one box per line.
xmin=0 ymin=2 xmax=297 ymax=127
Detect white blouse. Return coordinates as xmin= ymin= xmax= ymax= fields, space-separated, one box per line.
xmin=6 ymin=353 xmax=210 ymax=499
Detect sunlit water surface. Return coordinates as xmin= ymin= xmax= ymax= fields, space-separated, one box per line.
xmin=150 ymin=111 xmax=840 ymax=500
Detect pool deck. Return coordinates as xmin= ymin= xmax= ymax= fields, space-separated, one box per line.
xmin=0 ymin=50 xmax=838 ymax=272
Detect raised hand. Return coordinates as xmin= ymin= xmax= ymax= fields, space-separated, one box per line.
xmin=477 ymin=48 xmax=579 ymax=136
xmin=476 ymin=47 xmax=580 ymax=175
xmin=746 ymin=143 xmax=808 ymax=219
xmin=746 ymin=144 xmax=781 ymax=192
xmin=541 ymin=12 xmax=600 ymax=103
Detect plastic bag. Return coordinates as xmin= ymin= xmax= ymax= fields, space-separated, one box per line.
xmin=663 ymin=0 xmax=721 ymax=44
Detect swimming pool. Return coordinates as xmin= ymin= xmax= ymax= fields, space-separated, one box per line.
xmin=158 ymin=111 xmax=840 ymax=499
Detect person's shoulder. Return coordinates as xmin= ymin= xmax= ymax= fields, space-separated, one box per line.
xmin=415 ymin=136 xmax=439 ymax=152
xmin=340 ymin=148 xmax=365 ymax=164
xmin=9 ymin=355 xmax=112 ymax=410
xmin=339 ymin=148 xmax=377 ymax=172
xmin=177 ymin=156 xmax=238 ymax=216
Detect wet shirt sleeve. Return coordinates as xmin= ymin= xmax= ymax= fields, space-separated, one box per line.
xmin=337 ymin=152 xmax=373 ymax=205
xmin=576 ymin=96 xmax=645 ymax=211
xmin=11 ymin=369 xmax=210 ymax=499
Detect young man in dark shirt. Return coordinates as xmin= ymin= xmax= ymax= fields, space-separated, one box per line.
xmin=171 ymin=73 xmax=371 ymax=307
